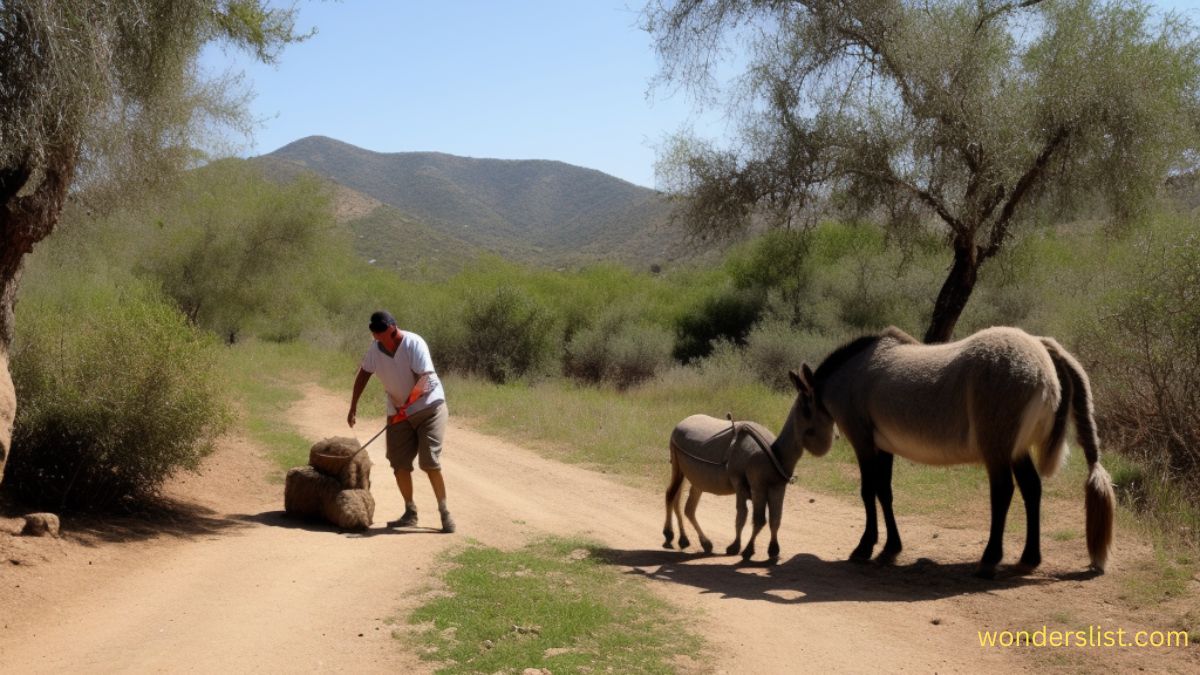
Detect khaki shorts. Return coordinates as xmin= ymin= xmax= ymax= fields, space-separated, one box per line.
xmin=385 ymin=402 xmax=448 ymax=472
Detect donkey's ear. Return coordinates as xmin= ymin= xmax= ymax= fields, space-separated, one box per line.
xmin=801 ymin=363 xmax=815 ymax=389
xmin=788 ymin=369 xmax=804 ymax=392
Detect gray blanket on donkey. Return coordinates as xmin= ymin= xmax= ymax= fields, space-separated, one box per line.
xmin=671 ymin=414 xmax=742 ymax=464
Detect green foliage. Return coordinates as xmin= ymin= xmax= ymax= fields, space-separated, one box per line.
xmin=406 ymin=537 xmax=702 ymax=674
xmin=726 ymin=228 xmax=813 ymax=324
xmin=0 ymin=0 xmax=306 ymax=204
xmin=564 ymin=311 xmax=674 ymax=389
xmin=743 ymin=320 xmax=837 ymax=392
xmin=672 ymin=286 xmax=765 ymax=363
xmin=455 ymin=286 xmax=556 ymax=384
xmin=6 ymin=280 xmax=229 ymax=510
xmin=138 ymin=160 xmax=340 ymax=342
xmin=1077 ymin=216 xmax=1200 ymax=510
xmin=648 ymin=0 xmax=1200 ymax=338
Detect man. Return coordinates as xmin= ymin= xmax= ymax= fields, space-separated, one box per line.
xmin=347 ymin=310 xmax=454 ymax=533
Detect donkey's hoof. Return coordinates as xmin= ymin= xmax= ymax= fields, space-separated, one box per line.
xmin=662 ymin=541 xmax=674 ymax=550
xmin=725 ymin=542 xmax=740 ymax=556
xmin=701 ymin=540 xmax=713 ymax=554
xmin=849 ymin=546 xmax=874 ymax=563
xmin=1014 ymin=553 xmax=1041 ymax=574
xmin=767 ymin=541 xmax=780 ymax=559
xmin=974 ymin=565 xmax=998 ymax=580
xmin=741 ymin=546 xmax=755 ymax=561
xmin=875 ymin=548 xmax=901 ymax=565
xmin=678 ymin=536 xmax=691 ymax=549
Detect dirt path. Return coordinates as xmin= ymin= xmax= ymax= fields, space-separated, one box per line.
xmin=1 ymin=384 xmax=1196 ymax=673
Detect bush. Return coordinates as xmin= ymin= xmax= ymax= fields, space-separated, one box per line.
xmin=564 ymin=313 xmax=673 ymax=389
xmin=673 ymin=287 xmax=765 ymax=363
xmin=6 ymin=281 xmax=230 ymax=510
xmin=458 ymin=286 xmax=555 ymax=384
xmin=1075 ymin=218 xmax=1199 ymax=509
xmin=137 ymin=160 xmax=340 ymax=343
xmin=744 ymin=321 xmax=839 ymax=391
xmin=726 ymin=229 xmax=813 ymax=324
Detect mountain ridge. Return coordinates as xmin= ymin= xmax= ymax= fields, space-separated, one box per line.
xmin=259 ymin=135 xmax=694 ymax=268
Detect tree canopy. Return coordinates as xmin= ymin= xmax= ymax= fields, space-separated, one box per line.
xmin=646 ymin=0 xmax=1200 ymax=341
xmin=0 ymin=0 xmax=308 ymax=483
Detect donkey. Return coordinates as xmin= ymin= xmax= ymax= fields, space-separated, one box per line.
xmin=663 ymin=378 xmax=835 ymax=561
xmin=785 ymin=325 xmax=1116 ymax=578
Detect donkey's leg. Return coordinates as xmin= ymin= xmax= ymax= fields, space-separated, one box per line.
xmin=726 ymin=485 xmax=749 ymax=555
xmin=1013 ymin=454 xmax=1042 ymax=572
xmin=742 ymin=487 xmax=768 ymax=561
xmin=850 ymin=451 xmax=879 ymax=562
xmin=875 ymin=451 xmax=902 ymax=563
xmin=683 ymin=486 xmax=713 ymax=553
xmin=766 ymin=485 xmax=785 ymax=560
xmin=978 ymin=463 xmax=1015 ymax=579
xmin=664 ymin=450 xmax=685 ymax=549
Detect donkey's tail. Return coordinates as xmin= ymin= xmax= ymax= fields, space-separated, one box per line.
xmin=1042 ymin=337 xmax=1116 ymax=573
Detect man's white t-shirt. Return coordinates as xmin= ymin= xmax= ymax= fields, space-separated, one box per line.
xmin=360 ymin=331 xmax=445 ymax=416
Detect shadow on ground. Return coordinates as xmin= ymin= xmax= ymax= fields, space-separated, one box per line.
xmin=592 ymin=547 xmax=1101 ymax=605
xmin=58 ymin=497 xmax=250 ymax=546
xmin=233 ymin=510 xmax=446 ymax=538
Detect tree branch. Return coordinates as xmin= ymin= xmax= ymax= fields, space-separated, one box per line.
xmin=974 ymin=0 xmax=1050 ymax=35
xmin=980 ymin=125 xmax=1069 ymax=258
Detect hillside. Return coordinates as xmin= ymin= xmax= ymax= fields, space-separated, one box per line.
xmin=260 ymin=135 xmax=697 ymax=268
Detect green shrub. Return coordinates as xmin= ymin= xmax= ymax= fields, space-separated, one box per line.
xmin=6 ymin=281 xmax=230 ymax=510
xmin=564 ymin=313 xmax=673 ymax=389
xmin=673 ymin=286 xmax=765 ymax=363
xmin=458 ymin=286 xmax=555 ymax=384
xmin=726 ymin=229 xmax=813 ymax=324
xmin=744 ymin=321 xmax=839 ymax=391
xmin=136 ymin=160 xmax=340 ymax=343
xmin=1077 ymin=218 xmax=1200 ymax=502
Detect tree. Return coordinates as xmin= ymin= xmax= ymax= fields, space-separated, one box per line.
xmin=646 ymin=0 xmax=1200 ymax=342
xmin=0 ymin=0 xmax=307 ymax=483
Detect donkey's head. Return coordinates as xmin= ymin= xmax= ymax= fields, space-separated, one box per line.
xmin=776 ymin=364 xmax=835 ymax=458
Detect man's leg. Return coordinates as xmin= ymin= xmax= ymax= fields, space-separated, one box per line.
xmin=386 ymin=423 xmax=420 ymax=527
xmin=395 ymin=469 xmax=415 ymax=503
xmin=426 ymin=468 xmax=447 ymax=502
xmin=425 ymin=468 xmax=454 ymax=533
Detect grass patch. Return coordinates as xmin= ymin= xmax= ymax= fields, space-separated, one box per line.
xmin=1118 ymin=537 xmax=1198 ymax=607
xmin=406 ymin=536 xmax=704 ymax=674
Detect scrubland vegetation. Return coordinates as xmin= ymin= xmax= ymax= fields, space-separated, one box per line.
xmin=3 ymin=160 xmax=1197 ymax=573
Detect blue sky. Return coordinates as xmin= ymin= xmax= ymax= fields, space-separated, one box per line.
xmin=202 ymin=0 xmax=1200 ymax=189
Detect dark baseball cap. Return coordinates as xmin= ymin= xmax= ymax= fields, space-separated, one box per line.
xmin=368 ymin=310 xmax=397 ymax=333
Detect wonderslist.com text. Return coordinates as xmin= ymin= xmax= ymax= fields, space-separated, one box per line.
xmin=979 ymin=626 xmax=1190 ymax=649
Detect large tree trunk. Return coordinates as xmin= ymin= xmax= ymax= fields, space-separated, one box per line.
xmin=0 ymin=146 xmax=77 ymax=483
xmin=923 ymin=243 xmax=979 ymax=344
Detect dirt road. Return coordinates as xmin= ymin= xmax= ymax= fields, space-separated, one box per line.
xmin=1 ymin=384 xmax=1195 ymax=673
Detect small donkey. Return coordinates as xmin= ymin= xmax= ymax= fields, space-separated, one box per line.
xmin=663 ymin=374 xmax=834 ymax=561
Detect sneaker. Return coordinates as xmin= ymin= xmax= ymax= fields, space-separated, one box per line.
xmin=388 ymin=509 xmax=418 ymax=528
xmin=439 ymin=510 xmax=456 ymax=534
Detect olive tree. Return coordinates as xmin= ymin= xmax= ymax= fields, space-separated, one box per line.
xmin=646 ymin=0 xmax=1200 ymax=342
xmin=0 ymin=0 xmax=307 ymax=482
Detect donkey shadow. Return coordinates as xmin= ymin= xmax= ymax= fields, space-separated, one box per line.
xmin=592 ymin=548 xmax=1099 ymax=605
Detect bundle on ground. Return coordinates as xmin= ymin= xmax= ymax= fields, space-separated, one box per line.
xmin=283 ymin=437 xmax=375 ymax=530
xmin=308 ymin=436 xmax=372 ymax=490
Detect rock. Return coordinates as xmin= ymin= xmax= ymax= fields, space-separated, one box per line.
xmin=21 ymin=513 xmax=59 ymax=537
